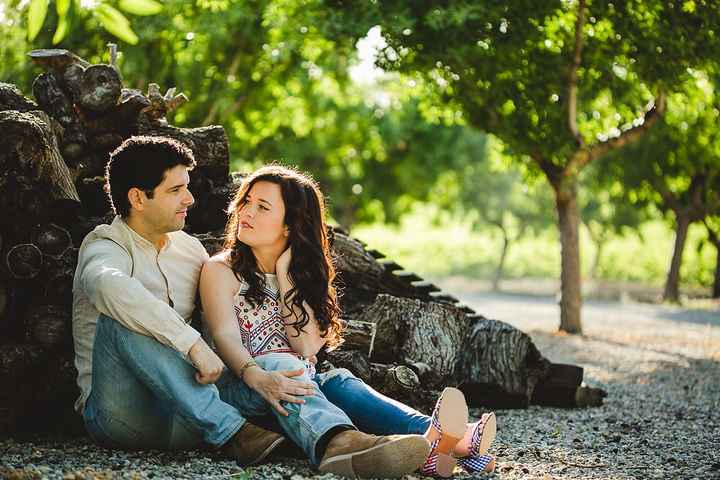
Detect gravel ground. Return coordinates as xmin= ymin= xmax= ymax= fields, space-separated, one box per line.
xmin=2 ymin=287 xmax=719 ymax=480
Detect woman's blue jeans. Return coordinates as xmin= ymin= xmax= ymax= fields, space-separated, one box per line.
xmin=316 ymin=368 xmax=431 ymax=435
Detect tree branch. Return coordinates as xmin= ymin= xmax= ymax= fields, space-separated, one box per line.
xmin=586 ymin=92 xmax=667 ymax=163
xmin=567 ymin=0 xmax=586 ymax=147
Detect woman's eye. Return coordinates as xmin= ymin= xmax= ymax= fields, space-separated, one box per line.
xmin=260 ymin=205 xmax=270 ymax=211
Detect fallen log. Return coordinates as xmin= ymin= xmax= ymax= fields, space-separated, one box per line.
xmin=137 ymin=116 xmax=230 ymax=184
xmin=457 ymin=319 xmax=551 ymax=408
xmin=32 ymin=72 xmax=87 ymax=160
xmin=0 ymin=109 xmax=80 ymax=240
xmin=359 ymin=294 xmax=467 ymax=387
xmin=342 ymin=320 xmax=376 ymax=356
xmin=0 ymin=83 xmax=38 ymax=112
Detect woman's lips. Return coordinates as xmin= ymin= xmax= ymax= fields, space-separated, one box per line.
xmin=240 ymin=221 xmax=253 ymax=229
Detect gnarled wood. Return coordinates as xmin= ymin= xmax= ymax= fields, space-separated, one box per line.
xmin=342 ymin=320 xmax=376 ymax=356
xmin=0 ymin=83 xmax=38 ymax=112
xmin=32 ymin=73 xmax=86 ymax=160
xmin=458 ymin=319 xmax=551 ymax=408
xmin=359 ymin=294 xmax=467 ymax=387
xmin=0 ymin=110 xmax=80 ymax=239
xmin=137 ymin=116 xmax=230 ymax=184
xmin=77 ymin=65 xmax=122 ymax=112
xmin=26 ymin=304 xmax=72 ymax=349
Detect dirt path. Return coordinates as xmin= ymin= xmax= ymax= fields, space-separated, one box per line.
xmin=436 ymin=280 xmax=720 ymax=479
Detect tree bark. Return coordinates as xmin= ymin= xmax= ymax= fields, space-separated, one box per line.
xmin=458 ymin=318 xmax=551 ymax=408
xmin=359 ymin=294 xmax=468 ymax=387
xmin=32 ymin=72 xmax=87 ymax=160
xmin=663 ymin=213 xmax=691 ymax=302
xmin=137 ymin=116 xmax=230 ymax=184
xmin=0 ymin=83 xmax=38 ymax=112
xmin=0 ymin=110 xmax=80 ymax=242
xmin=555 ymin=184 xmax=583 ymax=333
xmin=342 ymin=320 xmax=377 ymax=356
xmin=703 ymin=221 xmax=720 ymax=299
xmin=714 ymin=245 xmax=720 ymax=299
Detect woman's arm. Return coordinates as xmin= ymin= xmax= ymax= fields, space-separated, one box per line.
xmin=275 ymin=248 xmax=327 ymax=358
xmin=199 ymin=258 xmax=316 ymax=415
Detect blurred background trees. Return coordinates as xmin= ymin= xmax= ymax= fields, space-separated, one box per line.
xmin=1 ymin=0 xmax=718 ymax=332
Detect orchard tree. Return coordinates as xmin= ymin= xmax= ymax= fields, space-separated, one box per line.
xmin=580 ymin=163 xmax=651 ymax=281
xmin=603 ymin=74 xmax=720 ymax=301
xmin=434 ymin=137 xmax=554 ymax=290
xmin=702 ymin=216 xmax=720 ymax=298
xmin=321 ymin=0 xmax=720 ymax=332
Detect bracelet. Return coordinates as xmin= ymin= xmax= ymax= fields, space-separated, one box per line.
xmin=238 ymin=359 xmax=259 ymax=379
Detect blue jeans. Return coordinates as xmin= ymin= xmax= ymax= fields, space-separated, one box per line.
xmin=83 ymin=315 xmax=353 ymax=464
xmin=316 ymin=368 xmax=431 ymax=436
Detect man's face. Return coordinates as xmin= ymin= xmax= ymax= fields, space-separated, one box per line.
xmin=140 ymin=165 xmax=195 ymax=234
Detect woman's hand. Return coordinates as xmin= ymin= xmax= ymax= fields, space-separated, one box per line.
xmin=276 ymin=247 xmax=292 ymax=276
xmin=243 ymin=365 xmax=316 ymax=416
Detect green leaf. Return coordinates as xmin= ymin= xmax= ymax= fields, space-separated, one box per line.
xmin=56 ymin=0 xmax=70 ymax=16
xmin=27 ymin=0 xmax=49 ymax=41
xmin=118 ymin=0 xmax=163 ymax=16
xmin=94 ymin=4 xmax=139 ymax=44
xmin=52 ymin=14 xmax=69 ymax=44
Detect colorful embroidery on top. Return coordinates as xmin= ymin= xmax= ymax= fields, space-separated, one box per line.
xmin=233 ymin=277 xmax=296 ymax=358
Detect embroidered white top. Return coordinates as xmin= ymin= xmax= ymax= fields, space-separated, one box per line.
xmin=233 ymin=274 xmax=315 ymax=374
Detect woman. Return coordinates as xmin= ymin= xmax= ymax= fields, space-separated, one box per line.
xmin=200 ymin=165 xmax=496 ymax=477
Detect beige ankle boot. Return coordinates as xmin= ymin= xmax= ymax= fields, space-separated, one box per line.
xmin=318 ymin=430 xmax=430 ymax=478
xmin=222 ymin=422 xmax=285 ymax=466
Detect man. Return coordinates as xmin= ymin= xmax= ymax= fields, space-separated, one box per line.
xmin=72 ymin=136 xmax=430 ymax=478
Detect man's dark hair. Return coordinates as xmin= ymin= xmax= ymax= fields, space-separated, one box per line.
xmin=105 ymin=136 xmax=196 ymax=217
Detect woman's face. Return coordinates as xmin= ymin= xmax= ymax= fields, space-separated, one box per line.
xmin=236 ymin=180 xmax=288 ymax=251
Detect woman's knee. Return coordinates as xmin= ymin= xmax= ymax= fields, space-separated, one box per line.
xmin=256 ymin=353 xmax=308 ymax=374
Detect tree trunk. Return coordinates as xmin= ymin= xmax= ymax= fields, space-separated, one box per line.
xmin=663 ymin=213 xmax=691 ymax=302
xmin=714 ymin=245 xmax=720 ymax=299
xmin=588 ymin=228 xmax=605 ymax=281
xmin=555 ymin=185 xmax=583 ymax=334
xmin=704 ymin=224 xmax=720 ymax=299
xmin=492 ymin=224 xmax=509 ymax=291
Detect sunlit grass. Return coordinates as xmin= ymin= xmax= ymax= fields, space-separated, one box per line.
xmin=349 ymin=206 xmax=716 ymax=290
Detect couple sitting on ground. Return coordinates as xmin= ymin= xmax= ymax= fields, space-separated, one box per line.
xmin=72 ymin=135 xmax=497 ymax=478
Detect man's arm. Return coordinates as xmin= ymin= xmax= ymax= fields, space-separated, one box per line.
xmin=78 ymin=239 xmax=200 ymax=355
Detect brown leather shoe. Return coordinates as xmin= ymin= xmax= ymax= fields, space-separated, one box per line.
xmin=318 ymin=430 xmax=431 ymax=478
xmin=222 ymin=422 xmax=285 ymax=466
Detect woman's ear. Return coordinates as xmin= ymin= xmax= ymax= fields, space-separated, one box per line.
xmin=283 ymin=225 xmax=290 ymax=237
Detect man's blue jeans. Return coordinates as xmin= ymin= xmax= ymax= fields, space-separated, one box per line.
xmin=83 ymin=315 xmax=353 ymax=464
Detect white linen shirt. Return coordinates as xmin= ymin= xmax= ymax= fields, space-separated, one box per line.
xmin=72 ymin=216 xmax=209 ymax=412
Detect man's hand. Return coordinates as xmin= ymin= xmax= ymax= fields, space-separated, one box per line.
xmin=243 ymin=366 xmax=316 ymax=416
xmin=188 ymin=338 xmax=225 ymax=384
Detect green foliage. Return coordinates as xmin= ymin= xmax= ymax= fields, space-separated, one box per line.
xmin=27 ymin=0 xmax=48 ymax=41
xmin=20 ymin=0 xmax=158 ymax=45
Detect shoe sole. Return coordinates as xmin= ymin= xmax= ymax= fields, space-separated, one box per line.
xmin=471 ymin=412 xmax=496 ymax=456
xmin=318 ymin=434 xmax=431 ymax=479
xmin=245 ymin=436 xmax=285 ymax=466
xmin=436 ymin=387 xmax=469 ymax=477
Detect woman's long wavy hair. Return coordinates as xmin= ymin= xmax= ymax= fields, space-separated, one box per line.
xmin=222 ymin=165 xmax=343 ymax=349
